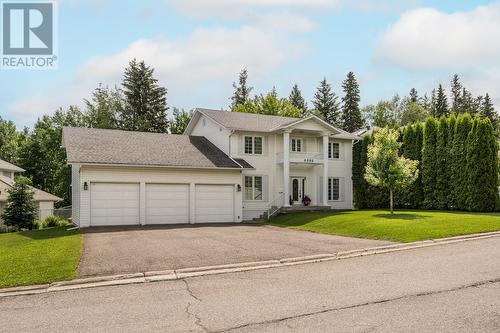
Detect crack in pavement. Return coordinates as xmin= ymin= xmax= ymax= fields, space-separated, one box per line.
xmin=215 ymin=277 xmax=500 ymax=333
xmin=182 ymin=279 xmax=209 ymax=332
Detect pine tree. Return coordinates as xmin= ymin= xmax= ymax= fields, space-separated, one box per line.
xmin=231 ymin=68 xmax=253 ymax=108
xmin=312 ymin=78 xmax=341 ymax=127
xmin=461 ymin=88 xmax=477 ymax=116
xmin=435 ymin=116 xmax=450 ymax=209
xmin=422 ymin=117 xmax=439 ymax=209
xmin=482 ymin=93 xmax=497 ymax=128
xmin=121 ymin=59 xmax=169 ymax=133
xmin=449 ymin=113 xmax=473 ymax=210
xmin=450 ymin=74 xmax=462 ymax=114
xmin=341 ymin=72 xmax=363 ymax=132
xmin=1 ymin=176 xmax=38 ymax=230
xmin=466 ymin=118 xmax=499 ymax=211
xmin=409 ymin=88 xmax=419 ymax=103
xmin=289 ymin=84 xmax=308 ymax=117
xmin=432 ymin=84 xmax=449 ymax=118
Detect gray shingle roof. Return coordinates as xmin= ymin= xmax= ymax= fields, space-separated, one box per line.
xmin=0 ymin=176 xmax=62 ymax=202
xmin=197 ymin=108 xmax=299 ymax=132
xmin=0 ymin=159 xmax=24 ymax=172
xmin=233 ymin=158 xmax=254 ymax=169
xmin=62 ymin=127 xmax=243 ymax=169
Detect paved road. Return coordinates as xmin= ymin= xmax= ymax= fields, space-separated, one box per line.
xmin=1 ymin=237 xmax=500 ymax=332
xmin=79 ymin=224 xmax=391 ymax=276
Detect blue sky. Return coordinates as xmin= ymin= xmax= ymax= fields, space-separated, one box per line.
xmin=1 ymin=0 xmax=499 ymax=128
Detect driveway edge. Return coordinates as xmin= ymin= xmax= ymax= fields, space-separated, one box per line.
xmin=2 ymin=231 xmax=500 ymax=298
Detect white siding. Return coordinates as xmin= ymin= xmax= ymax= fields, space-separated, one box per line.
xmin=78 ymin=166 xmax=243 ymax=227
xmin=38 ymin=201 xmax=54 ymax=220
xmin=190 ymin=114 xmax=231 ymax=155
xmin=195 ymin=185 xmax=234 ymax=223
xmin=71 ymin=164 xmax=81 ymax=226
xmin=90 ymin=183 xmax=140 ymax=226
xmin=146 ymin=184 xmax=190 ymax=224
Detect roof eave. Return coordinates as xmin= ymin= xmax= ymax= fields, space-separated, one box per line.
xmin=72 ymin=162 xmax=243 ymax=171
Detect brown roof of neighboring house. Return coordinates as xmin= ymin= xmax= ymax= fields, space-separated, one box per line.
xmin=0 ymin=159 xmax=25 ymax=172
xmin=62 ymin=127 xmax=246 ymax=169
xmin=0 ymin=176 xmax=62 ymax=202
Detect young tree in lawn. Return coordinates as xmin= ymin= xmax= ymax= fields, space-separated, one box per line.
xmin=169 ymin=108 xmax=192 ymax=134
xmin=466 ymin=117 xmax=499 ymax=212
xmin=312 ymin=78 xmax=341 ymax=127
xmin=449 ymin=113 xmax=473 ymax=210
xmin=432 ymin=84 xmax=449 ymax=118
xmin=121 ymin=59 xmax=169 ymax=133
xmin=364 ymin=128 xmax=419 ymax=214
xmin=422 ymin=117 xmax=439 ymax=209
xmin=1 ymin=176 xmax=38 ymax=230
xmin=231 ymin=68 xmax=253 ymax=109
xmin=289 ymin=84 xmax=308 ymax=117
xmin=435 ymin=115 xmax=451 ymax=209
xmin=341 ymin=72 xmax=363 ymax=132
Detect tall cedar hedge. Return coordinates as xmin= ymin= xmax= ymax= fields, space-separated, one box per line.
xmin=352 ymin=113 xmax=499 ymax=212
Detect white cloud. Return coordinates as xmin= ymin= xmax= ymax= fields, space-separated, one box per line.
xmin=374 ymin=2 xmax=500 ymax=70
xmin=7 ymin=25 xmax=308 ymax=127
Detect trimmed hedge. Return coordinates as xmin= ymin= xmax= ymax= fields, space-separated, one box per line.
xmin=353 ymin=114 xmax=499 ymax=212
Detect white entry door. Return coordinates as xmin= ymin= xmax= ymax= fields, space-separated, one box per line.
xmin=146 ymin=184 xmax=190 ymax=224
xmin=290 ymin=177 xmax=305 ymax=204
xmin=195 ymin=185 xmax=234 ymax=223
xmin=90 ymin=183 xmax=140 ymax=226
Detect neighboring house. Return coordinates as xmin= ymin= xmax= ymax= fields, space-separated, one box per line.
xmin=353 ymin=125 xmax=380 ymax=138
xmin=0 ymin=159 xmax=62 ymax=223
xmin=63 ymin=109 xmax=360 ymax=227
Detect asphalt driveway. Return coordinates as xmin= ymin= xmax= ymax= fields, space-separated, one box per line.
xmin=78 ymin=224 xmax=393 ymax=277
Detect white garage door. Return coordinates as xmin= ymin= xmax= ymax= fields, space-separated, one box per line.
xmin=91 ymin=183 xmax=140 ymax=226
xmin=146 ymin=184 xmax=189 ymax=224
xmin=195 ymin=185 xmax=234 ymax=223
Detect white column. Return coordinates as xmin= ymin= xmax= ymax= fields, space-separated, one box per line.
xmin=322 ymin=134 xmax=329 ymax=206
xmin=283 ymin=130 xmax=291 ymax=207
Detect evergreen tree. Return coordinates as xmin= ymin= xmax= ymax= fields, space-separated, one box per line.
xmin=450 ymin=74 xmax=462 ymax=114
xmin=422 ymin=117 xmax=439 ymax=209
xmin=398 ymin=123 xmax=424 ymax=208
xmin=449 ymin=113 xmax=473 ymax=210
xmin=466 ymin=118 xmax=499 ymax=211
xmin=460 ymin=88 xmax=478 ymax=116
xmin=312 ymin=78 xmax=341 ymax=127
xmin=169 ymin=108 xmax=192 ymax=134
xmin=435 ymin=116 xmax=450 ymax=209
xmin=121 ymin=59 xmax=169 ymax=133
xmin=352 ymin=139 xmax=365 ymax=208
xmin=432 ymin=84 xmax=449 ymax=118
xmin=409 ymin=88 xmax=419 ymax=103
xmin=289 ymin=84 xmax=308 ymax=117
xmin=482 ymin=93 xmax=497 ymax=128
xmin=231 ymin=68 xmax=253 ymax=108
xmin=341 ymin=72 xmax=363 ymax=132
xmin=233 ymin=88 xmax=301 ymax=117
xmin=1 ymin=176 xmax=38 ymax=230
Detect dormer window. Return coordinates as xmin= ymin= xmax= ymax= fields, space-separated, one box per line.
xmin=291 ymin=138 xmax=302 ymax=152
xmin=244 ymin=136 xmax=263 ymax=155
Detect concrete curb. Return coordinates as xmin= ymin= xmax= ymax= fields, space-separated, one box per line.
xmin=1 ymin=231 xmax=500 ymax=298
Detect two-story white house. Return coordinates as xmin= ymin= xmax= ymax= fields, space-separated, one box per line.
xmin=64 ymin=109 xmax=359 ymax=227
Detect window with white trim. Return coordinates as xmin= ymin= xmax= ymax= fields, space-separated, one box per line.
xmin=244 ymin=176 xmax=263 ymax=201
xmin=244 ymin=136 xmax=263 ymax=155
xmin=328 ymin=142 xmax=340 ymax=159
xmin=291 ymin=138 xmax=302 ymax=152
xmin=328 ymin=178 xmax=340 ymax=201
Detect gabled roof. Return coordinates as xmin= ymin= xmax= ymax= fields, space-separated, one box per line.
xmin=62 ymin=127 xmax=246 ymax=170
xmin=0 ymin=176 xmax=62 ymax=202
xmin=0 ymin=159 xmax=24 ymax=172
xmin=187 ymin=108 xmax=298 ymax=133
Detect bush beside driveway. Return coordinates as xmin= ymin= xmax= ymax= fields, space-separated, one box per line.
xmin=0 ymin=227 xmax=82 ymax=288
xmin=271 ymin=210 xmax=500 ymax=243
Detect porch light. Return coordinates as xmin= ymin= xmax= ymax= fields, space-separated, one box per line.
xmin=237 ymin=184 xmax=241 ymax=192
xmin=83 ymin=182 xmax=88 ymax=191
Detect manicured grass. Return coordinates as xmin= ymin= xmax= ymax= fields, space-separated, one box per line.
xmin=0 ymin=227 xmax=82 ymax=289
xmin=270 ymin=210 xmax=500 ymax=243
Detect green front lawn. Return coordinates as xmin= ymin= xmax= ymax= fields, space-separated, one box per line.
xmin=271 ymin=210 xmax=500 ymax=243
xmin=0 ymin=227 xmax=82 ymax=289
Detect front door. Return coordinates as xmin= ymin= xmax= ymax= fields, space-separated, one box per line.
xmin=291 ymin=177 xmax=305 ymax=204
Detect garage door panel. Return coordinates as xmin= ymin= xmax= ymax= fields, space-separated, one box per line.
xmin=90 ymin=183 xmax=140 ymax=226
xmin=195 ymin=185 xmax=234 ymax=223
xmin=146 ymin=184 xmax=189 ymax=224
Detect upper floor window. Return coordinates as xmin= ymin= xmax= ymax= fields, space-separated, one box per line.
xmin=328 ymin=142 xmax=340 ymax=159
xmin=291 ymin=138 xmax=302 ymax=152
xmin=2 ymin=171 xmax=12 ymax=178
xmin=328 ymin=178 xmax=340 ymax=201
xmin=244 ymin=176 xmax=263 ymax=201
xmin=244 ymin=136 xmax=263 ymax=155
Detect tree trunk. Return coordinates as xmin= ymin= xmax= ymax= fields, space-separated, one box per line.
xmin=390 ymin=189 xmax=394 ymax=214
